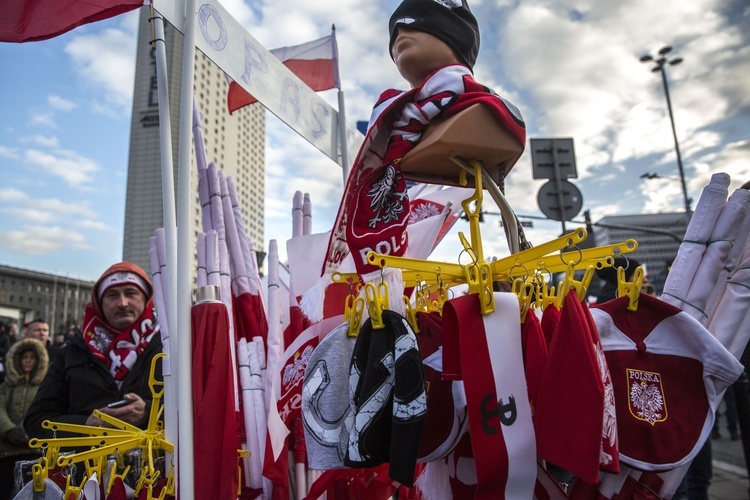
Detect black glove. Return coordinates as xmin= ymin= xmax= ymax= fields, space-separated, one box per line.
xmin=5 ymin=426 xmax=29 ymax=445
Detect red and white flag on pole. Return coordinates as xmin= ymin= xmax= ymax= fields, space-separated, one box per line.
xmin=228 ymin=27 xmax=341 ymax=114
xmin=0 ymin=0 xmax=145 ymax=43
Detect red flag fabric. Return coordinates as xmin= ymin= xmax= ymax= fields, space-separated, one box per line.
xmin=520 ymin=311 xmax=547 ymax=420
xmin=191 ymin=301 xmax=239 ymax=500
xmin=228 ymin=32 xmax=339 ymax=114
xmin=535 ymin=289 xmax=604 ymax=484
xmin=0 ymin=0 xmax=143 ymax=43
xmin=580 ymin=301 xmax=619 ymax=475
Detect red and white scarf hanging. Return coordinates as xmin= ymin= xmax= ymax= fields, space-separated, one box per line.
xmin=322 ymin=64 xmax=525 ymax=280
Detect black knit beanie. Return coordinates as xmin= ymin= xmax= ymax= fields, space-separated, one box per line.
xmin=389 ymin=0 xmax=480 ymax=70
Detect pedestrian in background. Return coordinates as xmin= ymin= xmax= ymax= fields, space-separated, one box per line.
xmin=0 ymin=338 xmax=49 ymax=498
xmin=0 ymin=323 xmax=16 ymax=385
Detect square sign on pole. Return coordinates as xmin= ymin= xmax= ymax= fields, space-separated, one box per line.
xmin=530 ymin=138 xmax=577 ymax=180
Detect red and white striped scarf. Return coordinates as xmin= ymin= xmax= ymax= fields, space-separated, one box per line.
xmin=322 ymin=64 xmax=525 ymax=280
xmin=442 ymin=292 xmax=537 ymax=499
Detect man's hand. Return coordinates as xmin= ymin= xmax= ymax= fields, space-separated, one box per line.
xmin=86 ymin=393 xmax=148 ymax=428
xmin=5 ymin=426 xmax=29 ymax=445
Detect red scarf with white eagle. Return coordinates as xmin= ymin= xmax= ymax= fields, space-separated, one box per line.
xmin=323 ymin=64 xmax=526 ymax=278
xmin=82 ymin=300 xmax=158 ymax=383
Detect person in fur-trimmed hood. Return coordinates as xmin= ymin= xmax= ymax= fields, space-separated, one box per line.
xmin=24 ymin=262 xmax=162 ymax=440
xmin=0 ymin=338 xmax=48 ymax=498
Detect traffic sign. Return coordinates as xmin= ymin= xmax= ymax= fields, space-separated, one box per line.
xmin=537 ymin=179 xmax=583 ymax=222
xmin=530 ymin=138 xmax=577 ymax=180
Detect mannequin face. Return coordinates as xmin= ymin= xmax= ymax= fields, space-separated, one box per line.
xmin=391 ymin=27 xmax=462 ymax=87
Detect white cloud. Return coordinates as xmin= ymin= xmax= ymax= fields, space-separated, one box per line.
xmin=0 ymin=188 xmax=27 ymax=202
xmin=0 ymin=146 xmax=20 ymax=159
xmin=1 ymin=207 xmax=59 ymax=225
xmin=48 ymin=95 xmax=76 ymax=112
xmin=24 ymin=149 xmax=100 ymax=188
xmin=24 ymin=135 xmax=60 ymax=148
xmin=0 ymin=189 xmax=96 ymax=225
xmin=64 ymin=24 xmax=137 ymax=112
xmin=28 ymin=113 xmax=56 ymax=128
xmin=0 ymin=226 xmax=90 ymax=255
xmin=75 ymin=220 xmax=116 ymax=231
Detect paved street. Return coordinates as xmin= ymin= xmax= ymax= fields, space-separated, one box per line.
xmin=709 ymin=434 xmax=749 ymax=499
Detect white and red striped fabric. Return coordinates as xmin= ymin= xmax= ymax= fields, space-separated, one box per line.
xmin=228 ymin=31 xmax=340 ymax=114
xmin=442 ymin=292 xmax=537 ymax=499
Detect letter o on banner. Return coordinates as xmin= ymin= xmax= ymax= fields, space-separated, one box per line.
xmin=198 ymin=4 xmax=228 ymax=51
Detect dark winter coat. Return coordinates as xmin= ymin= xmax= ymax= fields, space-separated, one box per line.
xmin=24 ymin=333 xmax=162 ymax=439
xmin=0 ymin=338 xmax=49 ymax=459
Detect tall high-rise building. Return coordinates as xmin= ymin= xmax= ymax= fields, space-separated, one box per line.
xmin=123 ymin=10 xmax=265 ymax=273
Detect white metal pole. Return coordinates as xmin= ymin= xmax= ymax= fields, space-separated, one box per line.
xmin=337 ymin=89 xmax=349 ymax=183
xmin=151 ymin=11 xmax=179 ymax=474
xmin=176 ymin=0 xmax=197 ymax=497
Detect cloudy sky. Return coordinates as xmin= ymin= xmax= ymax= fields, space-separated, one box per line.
xmin=0 ymin=0 xmax=748 ymax=281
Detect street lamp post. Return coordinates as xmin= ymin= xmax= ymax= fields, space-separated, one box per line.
xmin=640 ymin=46 xmax=692 ymax=220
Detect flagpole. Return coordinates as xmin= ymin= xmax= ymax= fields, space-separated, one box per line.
xmin=176 ymin=0 xmax=197 ymax=497
xmin=337 ymin=89 xmax=349 ymax=182
xmin=151 ymin=9 xmax=179 ymax=475
xmin=332 ymin=25 xmax=349 ymax=183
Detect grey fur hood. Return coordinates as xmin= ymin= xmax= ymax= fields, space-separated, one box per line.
xmin=5 ymin=338 xmax=48 ymax=387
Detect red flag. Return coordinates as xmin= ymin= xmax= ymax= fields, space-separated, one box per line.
xmin=0 ymin=0 xmax=143 ymax=43
xmin=228 ymin=30 xmax=340 ymax=114
xmin=535 ymin=290 xmax=604 ymax=484
xmin=191 ymin=301 xmax=239 ymax=499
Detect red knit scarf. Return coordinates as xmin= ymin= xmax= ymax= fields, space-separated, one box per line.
xmin=82 ymin=300 xmax=158 ymax=383
xmin=323 ymin=64 xmax=526 ymax=279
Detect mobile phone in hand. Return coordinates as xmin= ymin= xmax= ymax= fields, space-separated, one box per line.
xmin=107 ymin=399 xmax=129 ymax=409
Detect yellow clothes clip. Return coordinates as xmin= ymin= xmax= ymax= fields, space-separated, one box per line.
xmin=557 ymin=262 xmax=595 ymax=307
xmin=403 ymin=296 xmax=421 ymax=333
xmin=31 ymin=457 xmax=49 ymax=492
xmin=513 ymin=278 xmax=534 ymax=323
xmin=365 ymin=280 xmax=389 ymax=329
xmin=106 ymin=460 xmax=131 ymax=496
xmin=63 ymin=467 xmax=85 ymax=500
xmin=618 ymin=265 xmax=644 ymax=311
xmin=345 ymin=295 xmax=365 ymax=337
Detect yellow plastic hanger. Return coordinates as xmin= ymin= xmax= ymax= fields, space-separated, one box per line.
xmin=332 ymin=269 xmax=465 ymax=289
xmin=29 ymin=354 xmax=174 ymax=496
xmin=491 ymin=227 xmax=588 ymax=278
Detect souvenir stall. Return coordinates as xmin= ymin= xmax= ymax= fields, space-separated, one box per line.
xmin=11 ymin=0 xmax=750 ymax=498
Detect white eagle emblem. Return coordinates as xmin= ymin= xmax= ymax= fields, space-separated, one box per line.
xmin=408 ymin=201 xmax=442 ymax=223
xmin=283 ymin=344 xmax=315 ymax=389
xmin=630 ymin=379 xmax=666 ymax=425
xmin=366 ymin=164 xmax=407 ymax=229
